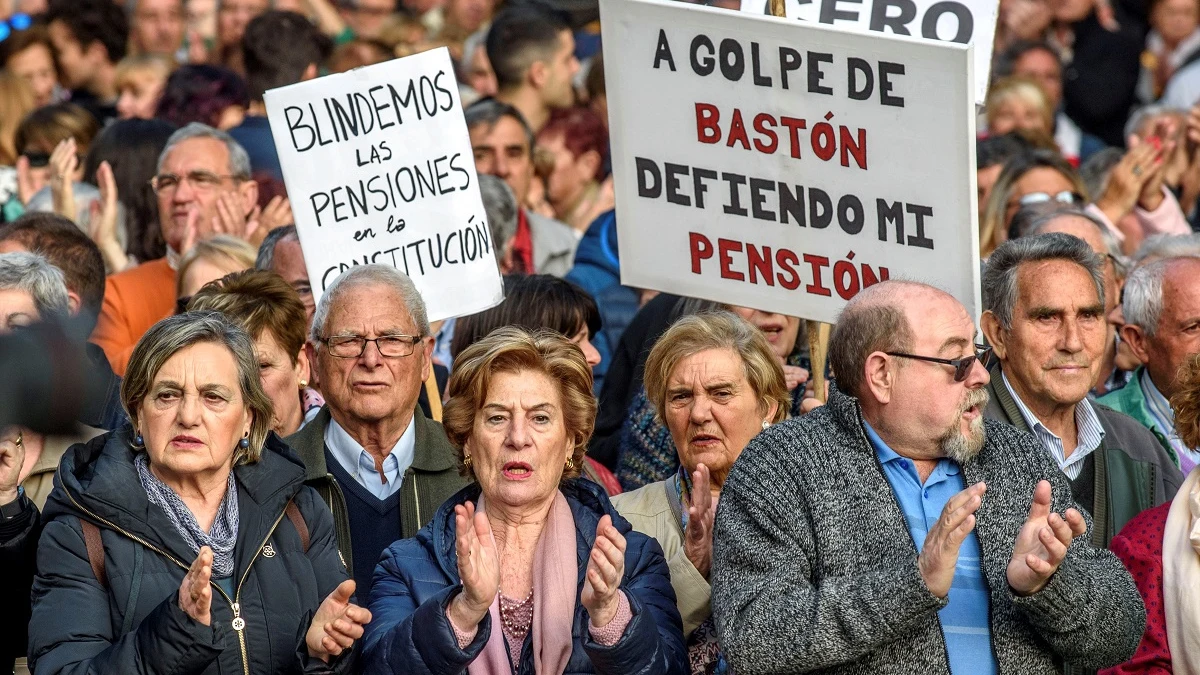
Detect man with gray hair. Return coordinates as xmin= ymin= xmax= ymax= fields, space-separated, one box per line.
xmin=712 ymin=279 xmax=1144 ymax=674
xmin=91 ymin=122 xmax=259 ymax=377
xmin=286 ymin=265 xmax=466 ymax=601
xmin=256 ymin=225 xmax=314 ymax=325
xmin=1099 ymin=256 xmax=1200 ymax=473
xmin=981 ymin=234 xmax=1180 ymax=548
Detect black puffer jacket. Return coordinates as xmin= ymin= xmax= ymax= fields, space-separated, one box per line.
xmin=29 ymin=427 xmax=355 ymax=675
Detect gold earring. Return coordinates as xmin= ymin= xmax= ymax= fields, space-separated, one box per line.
xmin=298 ymin=379 xmax=308 ymax=388
xmin=463 ymin=454 xmax=472 ymax=468
xmin=565 ymin=457 xmax=575 ymax=470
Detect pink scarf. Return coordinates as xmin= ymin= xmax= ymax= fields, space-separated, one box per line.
xmin=469 ymin=492 xmax=577 ymax=675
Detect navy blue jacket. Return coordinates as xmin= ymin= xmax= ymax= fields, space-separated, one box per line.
xmin=361 ymin=479 xmax=686 ymax=675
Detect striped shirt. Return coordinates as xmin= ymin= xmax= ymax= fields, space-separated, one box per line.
xmin=1002 ymin=373 xmax=1106 ymax=480
xmin=1140 ymin=371 xmax=1198 ymax=474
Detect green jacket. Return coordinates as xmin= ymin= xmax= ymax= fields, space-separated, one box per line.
xmin=1096 ymin=367 xmax=1178 ymax=466
xmin=284 ymin=406 xmax=469 ymax=575
xmin=984 ymin=367 xmax=1182 ymax=550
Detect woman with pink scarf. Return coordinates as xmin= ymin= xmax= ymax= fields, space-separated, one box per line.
xmin=361 ymin=327 xmax=686 ymax=675
xmin=1102 ymin=353 xmax=1200 ymax=674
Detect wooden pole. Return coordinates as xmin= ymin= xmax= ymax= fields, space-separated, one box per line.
xmin=766 ymin=0 xmax=832 ymax=404
xmin=806 ymin=320 xmax=831 ymax=403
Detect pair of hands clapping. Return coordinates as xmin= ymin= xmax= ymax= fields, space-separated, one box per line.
xmin=178 ymin=546 xmax=371 ymax=663
xmin=449 ymin=500 xmax=630 ymax=631
xmin=918 ymin=480 xmax=1087 ymax=598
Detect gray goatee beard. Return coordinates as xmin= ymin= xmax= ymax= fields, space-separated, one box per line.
xmin=939 ymin=388 xmax=989 ymax=464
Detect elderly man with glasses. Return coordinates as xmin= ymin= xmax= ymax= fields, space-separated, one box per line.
xmin=711 ymin=278 xmax=1146 ymax=675
xmin=286 ymin=264 xmax=466 ymax=602
xmin=91 ymin=122 xmax=261 ymax=376
xmin=981 ymin=233 xmax=1181 ymax=551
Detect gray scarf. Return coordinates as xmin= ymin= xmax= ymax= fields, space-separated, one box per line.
xmin=135 ymin=453 xmax=240 ymax=578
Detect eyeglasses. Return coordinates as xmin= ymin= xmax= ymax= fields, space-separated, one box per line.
xmin=319 ymin=334 xmax=422 ymax=359
xmin=1017 ymin=190 xmax=1083 ymax=208
xmin=21 ymin=152 xmax=86 ymax=169
xmin=885 ymin=344 xmax=994 ymax=382
xmin=0 ymin=14 xmax=32 ymax=43
xmin=150 ymin=171 xmax=241 ymax=194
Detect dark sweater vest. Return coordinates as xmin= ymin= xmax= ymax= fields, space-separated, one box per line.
xmin=325 ymin=449 xmax=403 ymax=601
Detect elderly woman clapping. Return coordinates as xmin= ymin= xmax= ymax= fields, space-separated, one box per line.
xmin=362 ymin=327 xmax=686 ymax=675
xmin=611 ymin=312 xmax=789 ymax=675
xmin=29 ymin=312 xmax=371 ymax=675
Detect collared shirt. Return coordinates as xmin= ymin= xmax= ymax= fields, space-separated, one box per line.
xmin=1141 ymin=370 xmax=1198 ymax=474
xmin=1002 ymin=373 xmax=1105 ymax=480
xmin=864 ymin=422 xmax=997 ymax=675
xmin=324 ymin=416 xmax=416 ymax=501
xmin=432 ymin=316 xmax=457 ymax=371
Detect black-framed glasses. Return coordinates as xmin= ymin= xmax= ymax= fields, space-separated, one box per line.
xmin=319 ymin=334 xmax=421 ymax=359
xmin=885 ymin=344 xmax=993 ymax=382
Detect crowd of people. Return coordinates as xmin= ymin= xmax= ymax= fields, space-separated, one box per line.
xmin=0 ymin=0 xmax=1199 ymax=673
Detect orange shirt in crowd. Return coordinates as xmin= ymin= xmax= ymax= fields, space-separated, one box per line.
xmin=90 ymin=257 xmax=176 ymax=377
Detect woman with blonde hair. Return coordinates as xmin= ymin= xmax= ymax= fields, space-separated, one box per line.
xmin=985 ymin=75 xmax=1054 ymax=138
xmin=978 ymin=149 xmax=1088 ymax=257
xmin=363 ymin=326 xmax=685 ymax=674
xmin=612 ymin=311 xmax=788 ymax=674
xmin=175 ymin=235 xmax=257 ymax=306
xmin=0 ymin=73 xmax=38 ymax=222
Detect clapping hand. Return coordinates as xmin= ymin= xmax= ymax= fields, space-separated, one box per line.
xmin=918 ymin=482 xmax=986 ymax=598
xmin=306 ymin=579 xmax=372 ymax=663
xmin=0 ymin=429 xmax=24 ymax=506
xmin=49 ymin=138 xmax=78 ymax=221
xmin=179 ymin=546 xmax=214 ymax=626
xmin=1007 ymin=480 xmax=1087 ymax=596
xmin=581 ymin=515 xmax=627 ymax=628
xmin=683 ymin=464 xmax=717 ymax=579
xmin=88 ymin=161 xmax=129 ymax=273
xmin=447 ymin=501 xmax=499 ymax=630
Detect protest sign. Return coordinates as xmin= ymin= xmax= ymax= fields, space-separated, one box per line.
xmin=264 ymin=47 xmax=503 ymax=320
xmin=600 ymin=0 xmax=980 ymax=324
xmin=739 ymin=0 xmax=997 ymax=103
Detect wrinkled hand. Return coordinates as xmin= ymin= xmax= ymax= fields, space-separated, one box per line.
xmin=0 ymin=429 xmax=24 ymax=505
xmin=1096 ymin=143 xmax=1158 ymax=221
xmin=250 ymin=196 xmax=293 ymax=243
xmin=88 ymin=161 xmax=128 ymax=273
xmin=306 ymin=579 xmax=372 ymax=663
xmin=683 ymin=464 xmax=717 ymax=579
xmin=448 ymin=501 xmax=499 ymax=630
xmin=582 ymin=515 xmax=627 ymax=627
xmin=211 ymin=192 xmax=260 ymax=244
xmin=179 ymin=546 xmax=214 ymax=626
xmin=782 ymin=365 xmax=810 ymax=393
xmin=15 ymin=156 xmax=38 ymax=206
xmin=180 ymin=205 xmax=202 ymax=255
xmin=1007 ymin=480 xmax=1087 ymax=596
xmin=1129 ymin=123 xmax=1173 ymax=211
xmin=49 ymin=138 xmax=78 ymax=221
xmin=918 ymin=482 xmax=986 ymax=598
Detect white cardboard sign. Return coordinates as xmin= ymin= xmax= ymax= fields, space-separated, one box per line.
xmin=739 ymin=0 xmax=997 ymax=104
xmin=265 ymin=47 xmax=503 ymax=320
xmin=601 ymin=0 xmax=980 ymax=324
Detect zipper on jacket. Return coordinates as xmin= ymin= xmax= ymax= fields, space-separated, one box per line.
xmin=66 ymin=486 xmax=294 ymax=675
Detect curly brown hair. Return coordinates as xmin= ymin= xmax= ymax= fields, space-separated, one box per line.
xmin=1171 ymin=353 xmax=1200 ymax=451
xmin=443 ymin=326 xmax=596 ymax=481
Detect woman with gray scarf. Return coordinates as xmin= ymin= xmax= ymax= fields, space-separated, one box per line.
xmin=28 ymin=312 xmax=372 ymax=675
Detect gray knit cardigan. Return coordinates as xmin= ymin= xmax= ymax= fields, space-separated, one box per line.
xmin=710 ymin=385 xmax=1145 ymax=675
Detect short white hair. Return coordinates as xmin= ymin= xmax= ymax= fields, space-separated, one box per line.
xmin=157 ymin=122 xmax=252 ymax=179
xmin=310 ymin=265 xmax=430 ymax=343
xmin=0 ymin=251 xmax=70 ymax=322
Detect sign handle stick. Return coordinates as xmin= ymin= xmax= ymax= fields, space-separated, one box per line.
xmin=424 ymin=374 xmax=443 ymax=422
xmin=807 ymin=320 xmax=831 ymax=403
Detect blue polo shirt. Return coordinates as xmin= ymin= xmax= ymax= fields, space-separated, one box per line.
xmin=864 ymin=422 xmax=997 ymax=674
